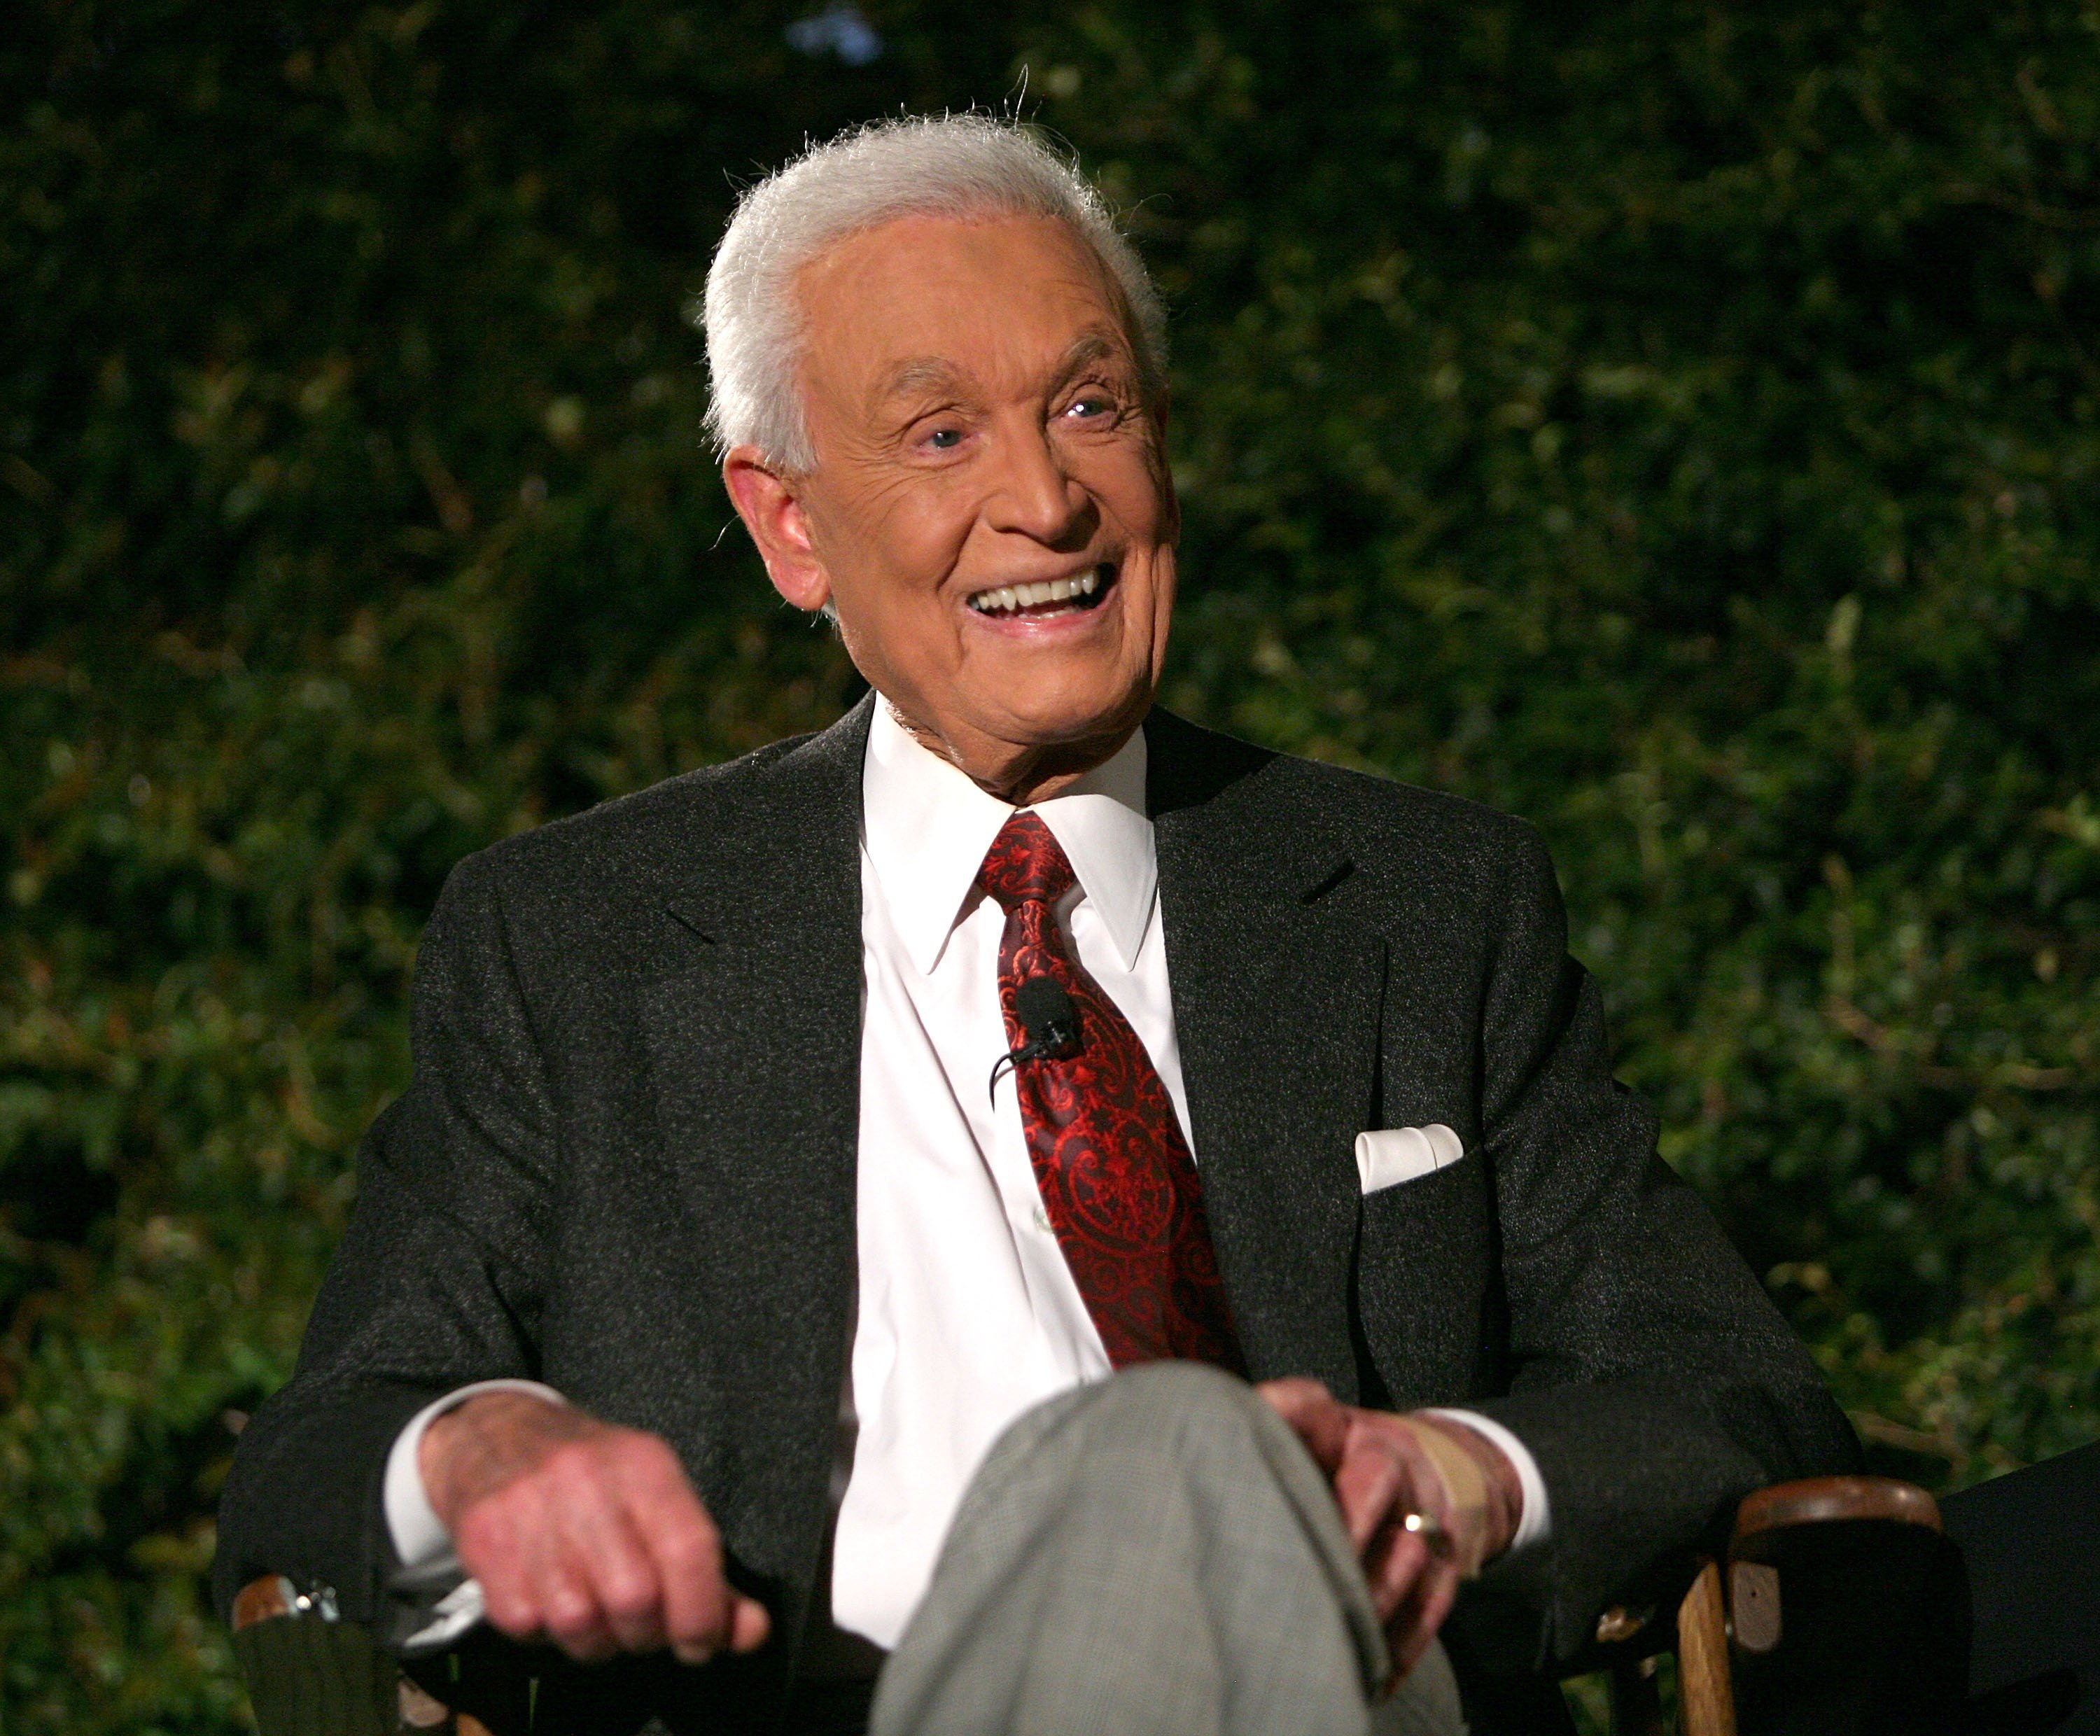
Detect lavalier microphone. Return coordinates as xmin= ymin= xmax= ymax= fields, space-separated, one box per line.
xmin=988 ymin=975 xmax=1083 ymax=1104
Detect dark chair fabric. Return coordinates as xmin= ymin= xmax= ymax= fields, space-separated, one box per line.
xmin=1944 ymin=1442 xmax=2100 ymax=1736
xmin=1731 ymin=1518 xmax=1968 ymax=1736
xmin=232 ymin=1615 xmax=398 ymax=1736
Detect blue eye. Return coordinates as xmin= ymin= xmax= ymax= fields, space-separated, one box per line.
xmin=1067 ymin=396 xmax=1111 ymax=419
xmin=927 ymin=428 xmax=962 ymax=449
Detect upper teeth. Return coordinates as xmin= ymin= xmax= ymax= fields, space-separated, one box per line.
xmin=970 ymin=569 xmax=1102 ymax=615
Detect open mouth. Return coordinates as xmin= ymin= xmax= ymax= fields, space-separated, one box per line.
xmin=966 ymin=561 xmax=1116 ymax=620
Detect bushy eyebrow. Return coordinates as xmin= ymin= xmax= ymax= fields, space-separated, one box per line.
xmin=877 ymin=357 xmax=971 ymax=404
xmin=1054 ymin=331 xmax=1123 ymax=380
xmin=870 ymin=328 xmax=1135 ymax=412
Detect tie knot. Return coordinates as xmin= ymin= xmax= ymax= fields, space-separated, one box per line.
xmin=977 ymin=811 xmax=1076 ymax=913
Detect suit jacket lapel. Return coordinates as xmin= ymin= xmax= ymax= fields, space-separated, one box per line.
xmin=643 ymin=695 xmax=872 ymax=1587
xmin=1149 ymin=710 xmax=1386 ymax=1400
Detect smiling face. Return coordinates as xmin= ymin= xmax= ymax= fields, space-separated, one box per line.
xmin=721 ymin=213 xmax=1177 ymax=802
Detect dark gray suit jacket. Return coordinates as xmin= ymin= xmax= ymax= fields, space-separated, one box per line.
xmin=214 ymin=696 xmax=1856 ymax=1702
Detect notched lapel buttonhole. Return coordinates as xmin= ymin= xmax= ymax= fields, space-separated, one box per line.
xmin=1296 ymin=854 xmax=1354 ymax=904
xmin=1354 ymin=1124 xmax=1465 ymax=1195
xmin=663 ymin=901 xmax=717 ymax=943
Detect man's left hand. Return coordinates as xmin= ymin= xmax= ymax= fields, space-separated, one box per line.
xmin=1258 ymin=1379 xmax=1521 ymax=1684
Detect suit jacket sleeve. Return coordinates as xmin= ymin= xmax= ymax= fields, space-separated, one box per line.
xmin=1460 ymin=822 xmax=1859 ymax=1667
xmin=212 ymin=851 xmax=559 ymax=1623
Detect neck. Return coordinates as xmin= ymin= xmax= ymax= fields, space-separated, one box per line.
xmin=887 ymin=701 xmax=1141 ymax=806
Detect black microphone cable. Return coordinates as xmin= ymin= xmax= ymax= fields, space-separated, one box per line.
xmin=988 ymin=974 xmax=1084 ymax=1105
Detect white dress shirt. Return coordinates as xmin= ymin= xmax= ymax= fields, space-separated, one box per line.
xmin=384 ymin=699 xmax=1547 ymax=1648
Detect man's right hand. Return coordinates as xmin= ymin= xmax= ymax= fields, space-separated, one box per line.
xmin=419 ymin=1390 xmax=771 ymax=1665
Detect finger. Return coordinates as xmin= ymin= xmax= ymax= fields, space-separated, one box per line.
xmin=1256 ymin=1378 xmax=1349 ymax=1474
xmin=1332 ymin=1427 xmax=1411 ymax=1553
xmin=512 ymin=1463 xmax=654 ymax=1662
xmin=578 ymin=1501 xmax=670 ymax=1655
xmin=458 ymin=1478 xmax=591 ymax=1647
xmin=1364 ymin=1516 xmax=1430 ymax=1624
xmin=728 ymin=1593 xmax=771 ymax=1653
xmin=540 ymin=1586 xmax=618 ymax=1661
xmin=459 ymin=1503 xmax=544 ymax=1642
xmin=1254 ymin=1376 xmax=1332 ymax=1418
xmin=527 ymin=1513 xmax=620 ymax=1662
xmin=622 ymin=1441 xmax=774 ymax=1663
xmin=1386 ymin=1555 xmax=1460 ymax=1681
xmin=530 ymin=1451 xmax=674 ymax=1658
xmin=635 ymin=1472 xmax=732 ymax=1664
xmin=1373 ymin=1503 xmax=1460 ymax=1681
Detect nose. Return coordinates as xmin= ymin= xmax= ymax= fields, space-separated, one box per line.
xmin=983 ymin=419 xmax=1093 ymax=548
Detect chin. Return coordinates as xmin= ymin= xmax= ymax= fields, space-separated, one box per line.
xmin=983 ymin=679 xmax=1151 ymax=749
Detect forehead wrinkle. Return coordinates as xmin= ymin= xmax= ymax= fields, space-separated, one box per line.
xmin=870 ymin=326 xmax=1135 ymax=416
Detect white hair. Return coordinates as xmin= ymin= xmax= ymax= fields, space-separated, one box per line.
xmin=700 ymin=114 xmax=1167 ymax=472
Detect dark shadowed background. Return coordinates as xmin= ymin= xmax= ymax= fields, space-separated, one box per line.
xmin=4 ymin=2 xmax=2096 ymax=1728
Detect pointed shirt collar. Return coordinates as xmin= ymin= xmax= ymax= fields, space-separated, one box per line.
xmin=862 ymin=699 xmax=1156 ymax=977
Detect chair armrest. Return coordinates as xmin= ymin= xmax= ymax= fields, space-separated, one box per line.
xmin=1733 ymin=1474 xmax=1941 ymax=1544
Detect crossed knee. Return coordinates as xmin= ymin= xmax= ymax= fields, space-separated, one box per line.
xmin=1055 ymin=1360 xmax=1275 ymax=1461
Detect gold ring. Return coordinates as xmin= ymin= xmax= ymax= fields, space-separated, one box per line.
xmin=1402 ymin=1509 xmax=1452 ymax=1556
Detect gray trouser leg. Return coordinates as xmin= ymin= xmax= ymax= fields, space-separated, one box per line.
xmin=869 ymin=1363 xmax=1466 ymax=1736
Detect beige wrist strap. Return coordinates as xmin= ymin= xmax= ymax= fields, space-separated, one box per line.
xmin=1392 ymin=1416 xmax=1492 ymax=1577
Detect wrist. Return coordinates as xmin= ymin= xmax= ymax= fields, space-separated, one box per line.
xmin=420 ymin=1390 xmax=583 ymax=1531
xmin=1408 ymin=1413 xmax=1522 ymax=1564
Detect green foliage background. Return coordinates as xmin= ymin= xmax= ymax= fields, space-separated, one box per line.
xmin=4 ymin=1 xmax=2097 ymax=1727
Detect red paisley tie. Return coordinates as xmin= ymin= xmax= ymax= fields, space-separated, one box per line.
xmin=977 ymin=811 xmax=1245 ymax=1373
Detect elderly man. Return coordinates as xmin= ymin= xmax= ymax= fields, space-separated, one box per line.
xmin=216 ymin=117 xmax=1856 ymax=1736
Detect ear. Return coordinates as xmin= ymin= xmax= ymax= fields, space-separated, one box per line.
xmin=723 ymin=449 xmax=830 ymax=613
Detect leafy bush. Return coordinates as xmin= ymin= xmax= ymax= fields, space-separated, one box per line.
xmin=4 ymin=2 xmax=2094 ymax=1728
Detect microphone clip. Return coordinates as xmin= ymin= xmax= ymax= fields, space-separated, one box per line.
xmin=988 ymin=975 xmax=1083 ymax=1105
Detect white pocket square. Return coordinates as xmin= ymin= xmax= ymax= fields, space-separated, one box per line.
xmin=1354 ymin=1124 xmax=1466 ymax=1195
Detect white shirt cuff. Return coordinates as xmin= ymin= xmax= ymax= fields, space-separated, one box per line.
xmin=1422 ymin=1408 xmax=1552 ymax=1555
xmin=383 ymin=1379 xmax=568 ymax=1569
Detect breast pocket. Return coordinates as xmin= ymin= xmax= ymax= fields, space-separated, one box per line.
xmin=1353 ymin=1146 xmax=1499 ymax=1408
xmin=1356 ymin=1124 xmax=1466 ymax=1194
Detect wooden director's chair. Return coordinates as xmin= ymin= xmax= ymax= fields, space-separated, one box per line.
xmin=232 ymin=1474 xmax=1964 ymax=1736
